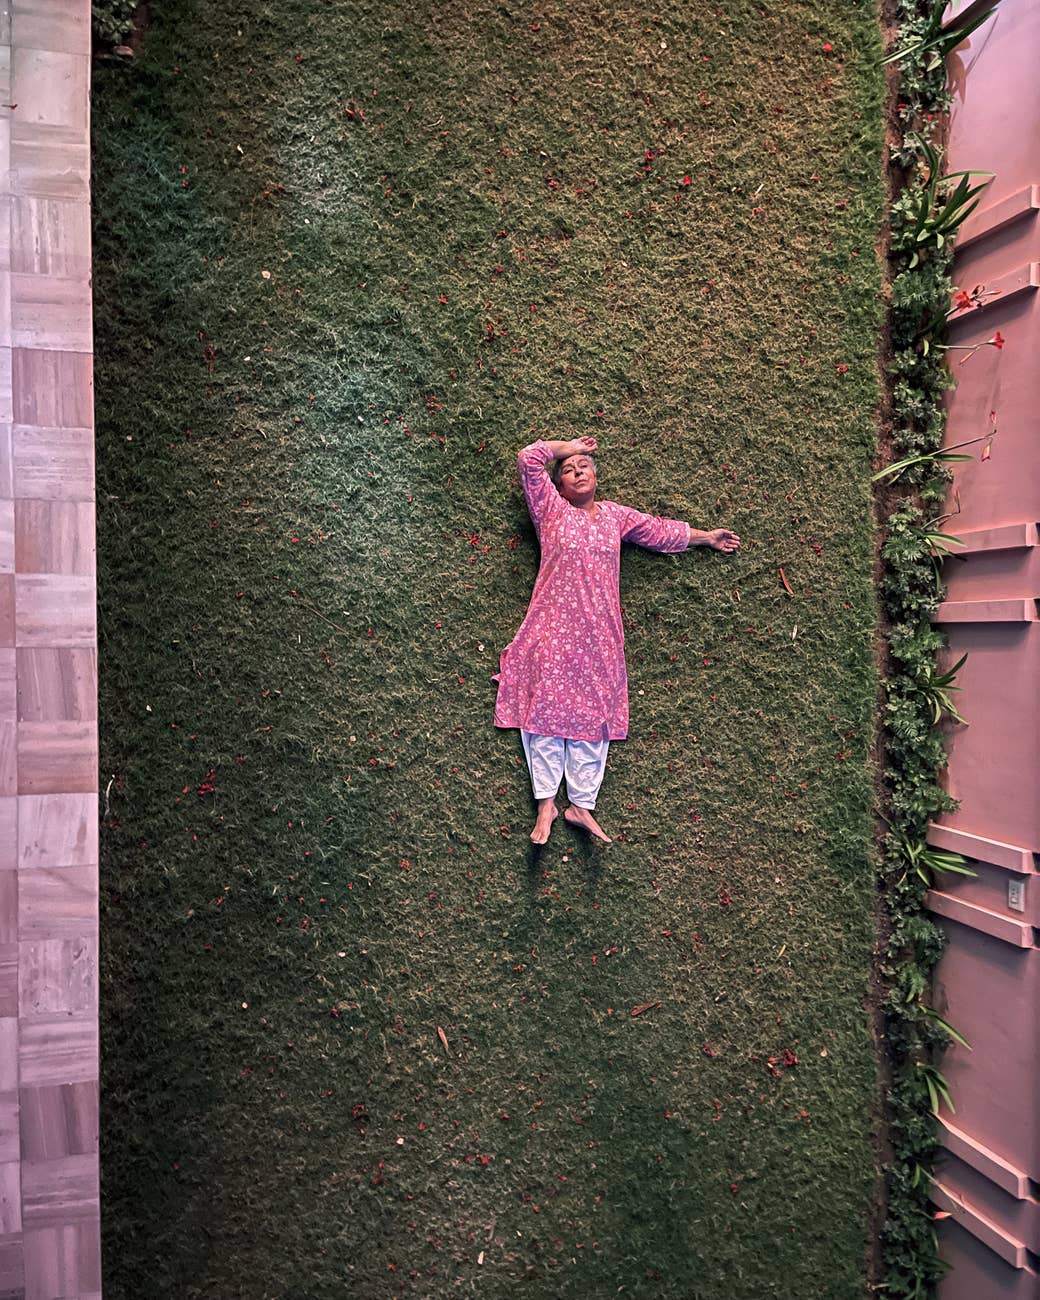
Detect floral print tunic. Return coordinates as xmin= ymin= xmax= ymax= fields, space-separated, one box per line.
xmin=493 ymin=440 xmax=691 ymax=741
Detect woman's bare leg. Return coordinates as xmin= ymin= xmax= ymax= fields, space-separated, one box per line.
xmin=562 ymin=739 xmax=611 ymax=842
xmin=531 ymin=797 xmax=558 ymax=844
xmin=563 ymin=805 xmax=611 ymax=844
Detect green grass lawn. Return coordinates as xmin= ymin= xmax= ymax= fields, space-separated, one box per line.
xmin=93 ymin=1 xmax=886 ymax=1295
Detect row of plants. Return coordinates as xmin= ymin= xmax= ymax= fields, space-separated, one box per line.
xmin=91 ymin=0 xmax=136 ymax=49
xmin=876 ymin=1 xmax=1001 ymax=1295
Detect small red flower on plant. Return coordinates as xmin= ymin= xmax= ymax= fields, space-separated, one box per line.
xmin=953 ymin=289 xmax=973 ymax=311
xmin=989 ymin=331 xmax=1006 ymax=349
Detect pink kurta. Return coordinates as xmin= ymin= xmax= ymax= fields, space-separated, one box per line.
xmin=493 ymin=441 xmax=691 ymax=741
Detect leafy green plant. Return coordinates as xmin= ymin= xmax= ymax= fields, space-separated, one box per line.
xmin=917 ymin=654 xmax=968 ymax=725
xmin=916 ymin=1064 xmax=955 ymax=1116
xmin=900 ymin=839 xmax=977 ymax=886
xmin=894 ymin=138 xmax=992 ymax=268
xmin=884 ymin=0 xmax=1000 ymax=69
xmin=921 ymin=1008 xmax=972 ymax=1051
xmin=878 ymin=21 xmax=984 ymax=1269
xmin=872 ymin=436 xmax=983 ymax=484
xmin=919 ymin=522 xmax=963 ymax=559
xmin=92 ymin=0 xmax=136 ymax=47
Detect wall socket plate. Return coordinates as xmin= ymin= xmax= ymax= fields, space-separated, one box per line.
xmin=1007 ymin=879 xmax=1025 ymax=913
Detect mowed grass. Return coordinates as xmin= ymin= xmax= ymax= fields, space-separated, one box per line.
xmin=93 ymin=1 xmax=886 ymax=1296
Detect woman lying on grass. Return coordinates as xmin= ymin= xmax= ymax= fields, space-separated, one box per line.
xmin=494 ymin=437 xmax=740 ymax=844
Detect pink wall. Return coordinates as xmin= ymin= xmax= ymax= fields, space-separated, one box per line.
xmin=926 ymin=0 xmax=1040 ymax=1293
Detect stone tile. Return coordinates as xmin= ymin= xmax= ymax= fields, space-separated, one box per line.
xmin=0 ymin=272 xmax=9 ymax=352
xmin=0 ymin=946 xmax=14 ymax=1017
xmin=11 ymin=351 xmax=89 ymax=430
xmin=14 ymin=575 xmax=95 ymax=646
xmin=0 ymin=350 xmax=11 ymax=426
xmin=0 ymin=873 xmax=13 ymax=943
xmin=16 ymin=722 xmax=96 ymax=796
xmin=0 ymin=120 xmax=10 ymax=204
xmin=0 ymin=1232 xmax=23 ymax=1298
xmin=0 ymin=1162 xmax=20 ymax=1234
xmin=11 ymin=274 xmax=90 ymax=354
xmin=17 ymin=793 xmax=96 ymax=871
xmin=16 ymin=650 xmax=94 ymax=723
xmin=11 ymin=428 xmax=93 ymax=500
xmin=0 ymin=649 xmax=13 ymax=716
xmin=0 ymin=803 xmax=15 ymax=871
xmin=23 ymin=1220 xmax=100 ymax=1299
xmin=18 ymin=1082 xmax=95 ymax=1163
xmin=13 ymin=502 xmax=93 ymax=575
xmin=10 ymin=123 xmax=88 ymax=202
xmin=17 ymin=1015 xmax=96 ymax=1087
xmin=18 ymin=937 xmax=95 ymax=1018
xmin=22 ymin=1153 xmax=96 ymax=1229
xmin=0 ymin=1021 xmax=16 ymax=1090
xmin=17 ymin=866 xmax=95 ymax=940
xmin=12 ymin=0 xmax=91 ymax=56
xmin=0 ymin=722 xmax=12 ymax=798
xmin=0 ymin=427 xmax=11 ymax=500
xmin=0 ymin=577 xmax=12 ymax=647
xmin=10 ymin=51 xmax=88 ymax=131
xmin=0 ymin=503 xmax=10 ymax=573
xmin=10 ymin=197 xmax=89 ymax=279
xmin=0 ymin=197 xmax=9 ymax=274
xmin=0 ymin=1093 xmax=16 ymax=1164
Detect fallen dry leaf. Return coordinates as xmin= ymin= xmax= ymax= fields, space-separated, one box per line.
xmin=631 ymin=1001 xmax=661 ymax=1017
xmin=437 ymin=1025 xmax=450 ymax=1056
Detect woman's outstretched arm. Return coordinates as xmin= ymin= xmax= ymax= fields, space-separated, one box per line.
xmin=619 ymin=508 xmax=741 ymax=555
xmin=689 ymin=527 xmax=741 ymax=553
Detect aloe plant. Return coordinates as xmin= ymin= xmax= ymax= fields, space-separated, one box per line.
xmin=884 ymin=0 xmax=1001 ymax=70
xmin=872 ymin=435 xmax=985 ymax=483
xmin=916 ymin=1062 xmax=955 ymax=1115
xmin=922 ymin=1007 xmax=972 ymax=1051
xmin=901 ymin=838 xmax=977 ymax=886
xmin=918 ymin=653 xmax=968 ymax=725
xmin=921 ymin=525 xmax=964 ymax=559
xmin=898 ymin=137 xmax=992 ymax=268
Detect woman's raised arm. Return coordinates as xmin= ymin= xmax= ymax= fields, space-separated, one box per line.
xmin=517 ymin=436 xmax=597 ymax=527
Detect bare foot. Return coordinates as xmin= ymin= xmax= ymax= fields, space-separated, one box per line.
xmin=563 ymin=805 xmax=612 ymax=844
xmin=530 ymin=801 xmax=559 ymax=844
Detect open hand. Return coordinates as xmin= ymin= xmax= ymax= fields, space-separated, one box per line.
xmin=708 ymin=528 xmax=740 ymax=554
xmin=567 ymin=436 xmax=598 ymax=456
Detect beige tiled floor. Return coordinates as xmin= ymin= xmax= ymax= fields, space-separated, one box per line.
xmin=0 ymin=3 xmax=99 ymax=1295
xmin=11 ymin=5 xmax=90 ymax=58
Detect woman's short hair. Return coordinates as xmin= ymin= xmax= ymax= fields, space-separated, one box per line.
xmin=550 ymin=451 xmax=597 ymax=487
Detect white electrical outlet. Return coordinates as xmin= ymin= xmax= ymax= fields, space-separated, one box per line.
xmin=1007 ymin=879 xmax=1025 ymax=913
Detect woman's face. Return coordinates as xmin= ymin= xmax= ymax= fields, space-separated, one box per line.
xmin=557 ymin=454 xmax=597 ymax=505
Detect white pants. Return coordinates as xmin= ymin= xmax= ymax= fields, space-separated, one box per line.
xmin=520 ymin=731 xmax=610 ymax=810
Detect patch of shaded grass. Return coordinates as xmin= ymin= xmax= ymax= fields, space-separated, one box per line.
xmin=94 ymin=1 xmax=885 ymax=1295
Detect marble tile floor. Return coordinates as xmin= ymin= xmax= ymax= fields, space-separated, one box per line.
xmin=0 ymin=2 xmax=100 ymax=1297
